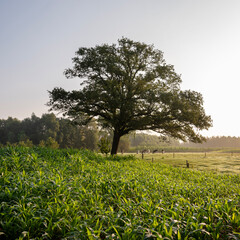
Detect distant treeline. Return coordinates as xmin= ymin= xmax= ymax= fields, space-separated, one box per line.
xmin=0 ymin=113 xmax=178 ymax=152
xmin=1 ymin=113 xmax=240 ymax=151
xmin=0 ymin=113 xmax=98 ymax=150
xmin=183 ymin=136 xmax=240 ymax=148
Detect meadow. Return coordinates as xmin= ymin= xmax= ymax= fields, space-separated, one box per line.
xmin=0 ymin=147 xmax=240 ymax=239
xmin=136 ymin=151 xmax=240 ymax=174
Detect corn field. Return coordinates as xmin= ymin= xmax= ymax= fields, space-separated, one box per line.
xmin=0 ymin=147 xmax=240 ymax=239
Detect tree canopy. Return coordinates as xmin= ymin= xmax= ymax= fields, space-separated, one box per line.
xmin=48 ymin=38 xmax=212 ymax=154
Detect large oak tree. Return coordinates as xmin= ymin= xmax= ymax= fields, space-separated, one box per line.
xmin=48 ymin=38 xmax=212 ymax=154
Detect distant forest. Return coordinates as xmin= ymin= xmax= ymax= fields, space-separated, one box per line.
xmin=1 ymin=113 xmax=240 ymax=151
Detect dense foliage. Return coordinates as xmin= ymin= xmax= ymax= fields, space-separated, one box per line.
xmin=0 ymin=147 xmax=240 ymax=239
xmin=48 ymin=38 xmax=212 ymax=154
xmin=0 ymin=113 xmax=98 ymax=150
xmin=2 ymin=114 xmax=240 ymax=152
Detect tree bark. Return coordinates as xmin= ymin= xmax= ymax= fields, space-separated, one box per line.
xmin=111 ymin=131 xmax=121 ymax=155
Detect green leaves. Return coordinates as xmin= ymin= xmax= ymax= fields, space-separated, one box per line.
xmin=48 ymin=38 xmax=212 ymax=154
xmin=98 ymin=137 xmax=111 ymax=155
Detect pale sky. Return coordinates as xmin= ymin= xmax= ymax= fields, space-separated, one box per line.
xmin=1 ymin=0 xmax=240 ymax=137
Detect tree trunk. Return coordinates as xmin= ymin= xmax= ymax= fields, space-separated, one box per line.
xmin=111 ymin=131 xmax=121 ymax=155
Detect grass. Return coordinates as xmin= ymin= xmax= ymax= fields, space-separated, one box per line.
xmin=135 ymin=152 xmax=240 ymax=174
xmin=0 ymin=146 xmax=240 ymax=239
